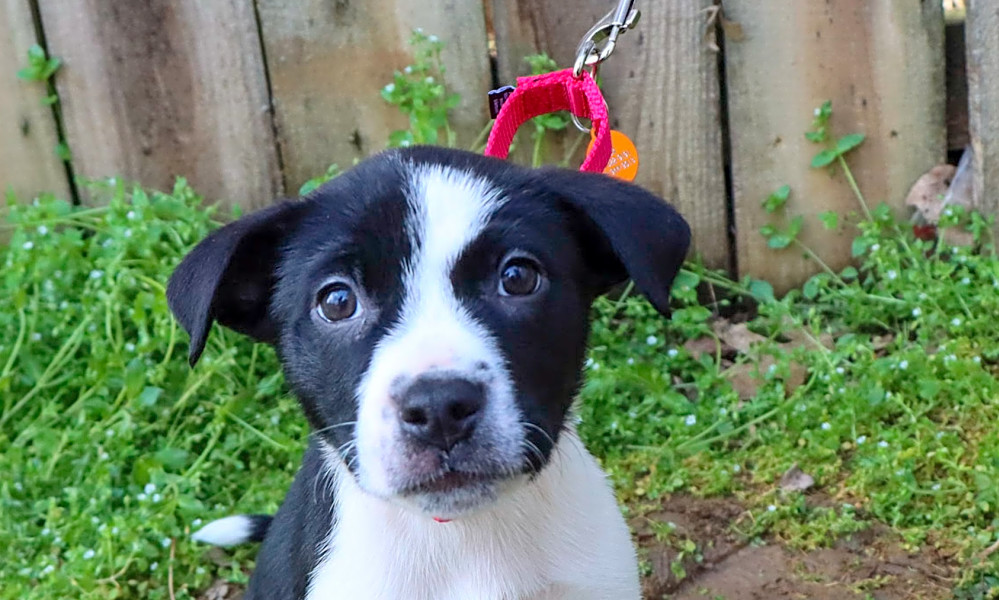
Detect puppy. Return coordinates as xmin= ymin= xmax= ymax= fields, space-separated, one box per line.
xmin=167 ymin=147 xmax=690 ymax=599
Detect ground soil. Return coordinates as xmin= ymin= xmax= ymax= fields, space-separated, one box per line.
xmin=634 ymin=494 xmax=955 ymax=600
xmin=198 ymin=494 xmax=956 ymax=600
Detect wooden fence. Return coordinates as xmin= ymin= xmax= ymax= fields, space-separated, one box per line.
xmin=0 ymin=0 xmax=992 ymax=292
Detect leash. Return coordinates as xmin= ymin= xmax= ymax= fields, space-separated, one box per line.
xmin=484 ymin=0 xmax=641 ymax=181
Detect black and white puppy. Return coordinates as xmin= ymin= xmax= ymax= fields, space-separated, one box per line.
xmin=167 ymin=147 xmax=690 ymax=599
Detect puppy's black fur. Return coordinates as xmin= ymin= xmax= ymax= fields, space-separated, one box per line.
xmin=167 ymin=147 xmax=690 ymax=599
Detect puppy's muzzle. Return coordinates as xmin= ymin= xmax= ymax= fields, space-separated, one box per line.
xmin=395 ymin=376 xmax=485 ymax=452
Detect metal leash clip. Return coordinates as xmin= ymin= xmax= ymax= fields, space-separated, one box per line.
xmin=570 ymin=0 xmax=640 ymax=132
xmin=572 ymin=0 xmax=641 ymax=79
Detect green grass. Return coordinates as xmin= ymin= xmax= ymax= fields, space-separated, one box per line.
xmin=6 ymin=30 xmax=999 ymax=599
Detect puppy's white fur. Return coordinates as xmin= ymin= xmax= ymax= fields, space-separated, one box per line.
xmin=307 ymin=428 xmax=640 ymax=600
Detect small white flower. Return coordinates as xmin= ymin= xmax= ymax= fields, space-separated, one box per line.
xmin=814 ymin=107 xmax=821 ymax=116
xmin=667 ymin=348 xmax=679 ymax=358
xmin=192 ymin=518 xmax=202 ymax=527
xmin=105 ymin=429 xmax=114 ymax=438
xmin=41 ymin=565 xmax=55 ymax=576
xmin=912 ymin=307 xmax=922 ymax=317
xmin=944 ymin=208 xmax=954 ymax=217
xmin=150 ymin=562 xmax=158 ymax=571
xmin=899 ymin=360 xmax=908 ymax=369
xmin=126 ymin=210 xmax=136 ymax=220
xmin=590 ymin=362 xmax=600 ymax=371
xmin=974 ymin=356 xmax=982 ymax=364
xmin=41 ymin=528 xmax=50 ymax=536
xmin=945 ymin=354 xmax=957 ymax=362
xmin=584 ymin=358 xmax=594 ymax=368
xmin=719 ymin=407 xmax=728 ymax=416
xmin=271 ymin=414 xmax=280 ymax=425
xmin=14 ymin=482 xmax=22 ymax=491
xmin=108 ymin=177 xmax=117 ymax=185
xmin=111 ymin=527 xmax=119 ymax=535
xmin=733 ymin=464 xmax=741 ymax=473
xmin=962 ymin=277 xmax=971 ymax=285
xmin=30 ymin=332 xmax=41 ymax=341
xmin=196 ymin=567 xmax=206 ymax=575
xmin=835 ymin=367 xmax=845 ymax=375
xmin=37 ymin=225 xmax=48 ymax=235
xmin=137 ymin=493 xmax=147 ymax=501
xmin=821 ymin=422 xmax=831 ymax=431
xmin=931 ymin=483 xmax=941 ymax=491
xmin=936 ymin=431 xmax=944 ymax=440
xmin=89 ymin=269 xmax=103 ymax=280
xmin=424 ymin=76 xmax=434 ymax=84
xmin=767 ymin=364 xmax=777 ymax=375
xmin=59 ymin=301 xmax=69 ymax=310
xmin=403 ymin=66 xmax=412 ymax=74
xmin=83 ymin=549 xmax=95 ymax=559
xmin=838 ymin=387 xmax=846 ymax=394
xmin=952 ymin=317 xmax=962 ymax=327
xmin=99 ymin=451 xmax=109 ymax=460
xmin=856 ymin=435 xmax=867 ymax=444
xmin=152 ymin=493 xmax=162 ymax=503
xmin=684 ymin=415 xmax=697 ymax=426
xmin=428 ymin=34 xmax=439 ymax=43
xmin=161 ymin=537 xmax=171 ymax=548
xmin=400 ymin=139 xmax=411 ymax=147
xmin=102 ymin=239 xmax=112 ymax=248
xmin=384 ymin=83 xmax=395 ymax=93
xmin=646 ymin=335 xmax=657 ymax=346
xmin=124 ymin=228 xmax=132 ymax=238
xmin=125 ymin=342 xmax=136 ymax=352
xmin=887 ymin=270 xmax=898 ymax=280
xmin=91 ymin=516 xmax=99 ymax=525
xmin=144 ymin=483 xmax=156 ymax=494
xmin=626 ymin=358 xmax=635 ymax=365
xmin=98 ymin=523 xmax=107 ymax=532
xmin=22 ymin=241 xmax=33 ymax=250
xmin=767 ymin=504 xmax=777 ymax=512
xmin=896 ymin=468 xmax=905 ymax=476
xmin=870 ymin=243 xmax=880 ymax=252
xmin=878 ymin=440 xmax=889 ymax=448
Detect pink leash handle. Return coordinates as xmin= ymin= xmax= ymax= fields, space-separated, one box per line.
xmin=484 ymin=69 xmax=611 ymax=173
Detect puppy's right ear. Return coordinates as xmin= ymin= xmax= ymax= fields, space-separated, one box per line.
xmin=167 ymin=201 xmax=303 ymax=366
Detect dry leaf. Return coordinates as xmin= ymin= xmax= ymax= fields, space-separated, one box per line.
xmin=683 ymin=336 xmax=720 ymax=359
xmin=905 ymin=164 xmax=955 ymax=223
xmin=779 ymin=463 xmax=815 ymax=493
xmin=712 ymin=320 xmax=767 ymax=353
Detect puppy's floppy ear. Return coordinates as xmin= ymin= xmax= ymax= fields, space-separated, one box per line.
xmin=167 ymin=201 xmax=303 ymax=366
xmin=539 ymin=168 xmax=691 ymax=317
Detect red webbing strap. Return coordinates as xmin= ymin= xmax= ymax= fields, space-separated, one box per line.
xmin=484 ymin=69 xmax=611 ymax=173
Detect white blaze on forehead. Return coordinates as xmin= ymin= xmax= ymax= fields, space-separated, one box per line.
xmin=354 ymin=164 xmax=521 ymax=497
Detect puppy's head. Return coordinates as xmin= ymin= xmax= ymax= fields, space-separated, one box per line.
xmin=168 ymin=147 xmax=689 ymax=518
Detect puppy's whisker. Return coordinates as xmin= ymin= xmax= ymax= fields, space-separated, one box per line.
xmin=311 ymin=421 xmax=359 ymax=437
xmin=521 ymin=421 xmax=556 ymax=450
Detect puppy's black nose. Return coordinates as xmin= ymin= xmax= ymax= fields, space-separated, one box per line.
xmin=398 ymin=377 xmax=484 ymax=451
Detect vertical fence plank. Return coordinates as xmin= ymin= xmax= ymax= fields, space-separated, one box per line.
xmin=490 ymin=1 xmax=730 ymax=269
xmin=724 ymin=1 xmax=945 ymax=293
xmin=0 ymin=0 xmax=69 ymax=202
xmin=256 ymin=0 xmax=491 ymax=193
xmin=966 ymin=1 xmax=999 ymax=225
xmin=36 ymin=0 xmax=281 ymax=210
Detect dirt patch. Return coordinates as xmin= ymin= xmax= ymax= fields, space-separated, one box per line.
xmin=634 ymin=494 xmax=954 ymax=600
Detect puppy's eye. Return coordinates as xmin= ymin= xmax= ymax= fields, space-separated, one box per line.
xmin=499 ymin=258 xmax=541 ymax=296
xmin=316 ymin=282 xmax=359 ymax=322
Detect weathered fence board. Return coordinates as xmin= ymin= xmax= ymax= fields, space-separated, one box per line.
xmin=490 ymin=0 xmax=730 ymax=269
xmin=37 ymin=0 xmax=281 ymax=210
xmin=256 ymin=0 xmax=491 ymax=193
xmin=0 ymin=0 xmax=69 ymax=202
xmin=724 ymin=0 xmax=945 ymax=293
xmin=966 ymin=0 xmax=999 ymax=225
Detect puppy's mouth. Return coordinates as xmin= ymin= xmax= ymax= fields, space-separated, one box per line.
xmin=400 ymin=468 xmax=506 ymax=496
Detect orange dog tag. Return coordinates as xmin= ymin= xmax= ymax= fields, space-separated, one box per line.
xmin=588 ymin=130 xmax=639 ymax=181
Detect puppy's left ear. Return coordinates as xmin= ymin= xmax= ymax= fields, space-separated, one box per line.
xmin=539 ymin=168 xmax=691 ymax=317
xmin=167 ymin=201 xmax=304 ymax=365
